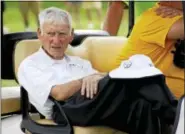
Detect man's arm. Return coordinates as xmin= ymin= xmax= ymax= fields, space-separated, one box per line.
xmin=103 ymin=1 xmax=126 ymax=36
xmin=157 ymin=2 xmax=184 ymax=40
xmin=51 ymin=73 xmax=106 ymax=101
xmin=138 ymin=4 xmax=184 ymax=47
xmin=18 ymin=60 xmax=83 ymax=105
xmin=167 ymin=17 xmax=184 ymax=40
xmin=50 ymin=80 xmax=82 ymax=101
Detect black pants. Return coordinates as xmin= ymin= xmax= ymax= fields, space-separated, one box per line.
xmin=52 ymin=75 xmax=177 ymax=134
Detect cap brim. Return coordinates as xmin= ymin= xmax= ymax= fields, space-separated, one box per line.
xmin=109 ymin=67 xmax=163 ymax=79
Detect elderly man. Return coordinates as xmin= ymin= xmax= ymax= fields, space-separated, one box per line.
xmin=112 ymin=1 xmax=184 ymax=99
xmin=18 ymin=7 xmax=104 ymax=119
xmin=18 ymin=7 xmax=177 ymax=134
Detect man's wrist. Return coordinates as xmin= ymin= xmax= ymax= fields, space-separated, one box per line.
xmin=77 ymin=79 xmax=83 ymax=86
xmin=95 ymin=72 xmax=107 ymax=77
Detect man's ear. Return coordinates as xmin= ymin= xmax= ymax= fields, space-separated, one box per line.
xmin=37 ymin=28 xmax=42 ymax=39
xmin=69 ymin=28 xmax=74 ymax=43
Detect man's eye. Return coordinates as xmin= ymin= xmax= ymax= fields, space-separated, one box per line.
xmin=48 ymin=32 xmax=55 ymax=36
xmin=59 ymin=33 xmax=68 ymax=37
xmin=59 ymin=33 xmax=65 ymax=35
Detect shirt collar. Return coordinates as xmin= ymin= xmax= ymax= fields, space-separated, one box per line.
xmin=39 ymin=47 xmax=71 ymax=66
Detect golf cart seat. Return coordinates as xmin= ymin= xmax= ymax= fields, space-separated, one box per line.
xmin=1 ymin=32 xmax=37 ymax=116
xmin=1 ymin=86 xmax=20 ymax=115
xmin=14 ymin=36 xmax=128 ymax=134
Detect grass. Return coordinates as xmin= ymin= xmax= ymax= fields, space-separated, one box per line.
xmin=3 ymin=1 xmax=129 ymax=35
xmin=2 ymin=1 xmax=129 ymax=87
xmin=2 ymin=80 xmax=19 ymax=87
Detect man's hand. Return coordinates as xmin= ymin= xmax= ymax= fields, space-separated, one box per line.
xmin=155 ymin=6 xmax=182 ymax=18
xmin=81 ymin=74 xmax=104 ymax=99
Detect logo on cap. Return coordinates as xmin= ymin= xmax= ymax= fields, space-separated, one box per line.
xmin=122 ymin=61 xmax=132 ymax=68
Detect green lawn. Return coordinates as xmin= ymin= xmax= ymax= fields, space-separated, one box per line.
xmin=3 ymin=1 xmax=129 ymax=36
xmin=2 ymin=80 xmax=19 ymax=87
xmin=2 ymin=1 xmax=129 ymax=87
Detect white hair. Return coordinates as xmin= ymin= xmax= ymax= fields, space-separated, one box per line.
xmin=38 ymin=7 xmax=72 ymax=34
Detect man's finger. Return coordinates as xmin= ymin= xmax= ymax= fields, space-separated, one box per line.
xmin=156 ymin=6 xmax=182 ymax=18
xmin=155 ymin=8 xmax=162 ymax=15
xmin=90 ymin=83 xmax=94 ymax=99
xmin=81 ymin=80 xmax=86 ymax=96
xmin=166 ymin=10 xmax=181 ymax=18
xmin=169 ymin=12 xmax=178 ymax=18
xmin=86 ymin=81 xmax=90 ymax=98
xmin=159 ymin=8 xmax=172 ymax=17
xmin=90 ymin=80 xmax=95 ymax=99
xmin=162 ymin=11 xmax=172 ymax=18
xmin=93 ymin=81 xmax=98 ymax=95
xmin=155 ymin=6 xmax=167 ymax=12
xmin=156 ymin=7 xmax=170 ymax=14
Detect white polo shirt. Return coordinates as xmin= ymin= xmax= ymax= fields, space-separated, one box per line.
xmin=18 ymin=48 xmax=97 ymax=119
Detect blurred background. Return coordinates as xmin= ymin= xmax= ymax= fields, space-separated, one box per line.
xmin=3 ymin=1 xmax=129 ymax=36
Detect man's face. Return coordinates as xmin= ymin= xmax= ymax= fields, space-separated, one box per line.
xmin=37 ymin=22 xmax=73 ymax=60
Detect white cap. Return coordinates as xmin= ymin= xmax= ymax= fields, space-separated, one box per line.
xmin=109 ymin=54 xmax=163 ymax=79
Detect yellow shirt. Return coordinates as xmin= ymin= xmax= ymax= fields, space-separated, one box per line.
xmin=115 ymin=4 xmax=184 ymax=99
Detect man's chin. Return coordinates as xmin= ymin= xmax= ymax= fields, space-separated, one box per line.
xmin=52 ymin=54 xmax=64 ymax=60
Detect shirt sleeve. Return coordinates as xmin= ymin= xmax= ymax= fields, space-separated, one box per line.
xmin=18 ymin=59 xmax=56 ymax=107
xmin=139 ymin=7 xmax=182 ymax=48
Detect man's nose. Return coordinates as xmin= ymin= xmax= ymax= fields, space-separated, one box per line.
xmin=52 ymin=35 xmax=61 ymax=44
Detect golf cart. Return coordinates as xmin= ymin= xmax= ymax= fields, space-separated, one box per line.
xmin=1 ymin=1 xmax=184 ymax=134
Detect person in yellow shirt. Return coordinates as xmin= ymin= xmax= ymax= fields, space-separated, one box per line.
xmin=103 ymin=1 xmax=181 ymax=36
xmin=115 ymin=2 xmax=184 ymax=99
